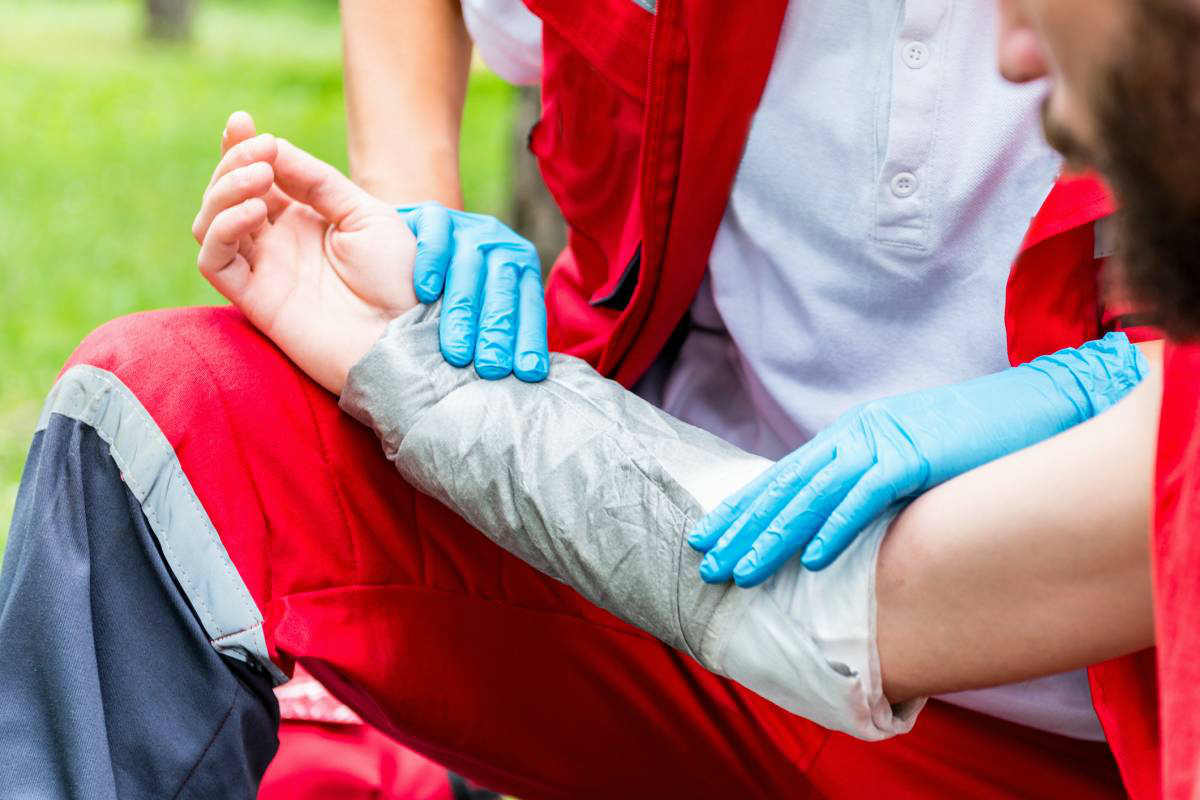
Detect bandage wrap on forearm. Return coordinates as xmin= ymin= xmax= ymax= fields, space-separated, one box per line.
xmin=340 ymin=302 xmax=924 ymax=739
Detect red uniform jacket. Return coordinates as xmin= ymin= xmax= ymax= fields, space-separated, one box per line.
xmin=521 ymin=1 xmax=1162 ymax=796
xmin=1153 ymin=343 xmax=1200 ymax=800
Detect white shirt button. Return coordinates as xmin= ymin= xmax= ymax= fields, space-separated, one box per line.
xmin=901 ymin=40 xmax=930 ymax=69
xmin=890 ymin=171 xmax=918 ymax=198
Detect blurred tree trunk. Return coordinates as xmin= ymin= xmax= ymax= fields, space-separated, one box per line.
xmin=145 ymin=0 xmax=196 ymax=40
xmin=510 ymin=85 xmax=566 ymax=276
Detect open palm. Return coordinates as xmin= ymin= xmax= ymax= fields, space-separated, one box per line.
xmin=193 ymin=114 xmax=417 ymax=393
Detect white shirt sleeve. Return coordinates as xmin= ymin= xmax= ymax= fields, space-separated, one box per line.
xmin=460 ymin=0 xmax=542 ymax=85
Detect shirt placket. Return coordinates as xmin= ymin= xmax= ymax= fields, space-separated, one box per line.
xmin=875 ymin=0 xmax=951 ymax=250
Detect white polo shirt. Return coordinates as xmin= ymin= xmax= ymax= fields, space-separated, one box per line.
xmin=462 ymin=0 xmax=1104 ymax=741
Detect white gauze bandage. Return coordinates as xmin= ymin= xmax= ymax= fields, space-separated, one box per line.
xmin=340 ymin=302 xmax=925 ymax=739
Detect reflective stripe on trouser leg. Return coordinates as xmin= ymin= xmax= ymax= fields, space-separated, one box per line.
xmin=0 ymin=371 xmax=282 ymax=799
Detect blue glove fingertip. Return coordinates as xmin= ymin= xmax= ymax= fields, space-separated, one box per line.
xmin=473 ymin=361 xmax=511 ymax=380
xmin=698 ymin=553 xmax=722 ymax=583
xmin=408 ymin=203 xmax=455 ymax=303
xmin=441 ymin=345 xmax=474 ymax=368
xmin=440 ymin=319 xmax=476 ymax=367
xmin=800 ymin=539 xmax=829 ymax=571
xmin=404 ymin=207 xmax=433 ymax=301
xmin=513 ymin=265 xmax=549 ymax=382
xmin=473 ymin=348 xmax=514 ymax=380
xmin=733 ymin=568 xmax=772 ymax=589
xmin=688 ymin=510 xmax=734 ymax=551
xmin=514 ymin=352 xmax=549 ymax=382
xmin=415 ymin=272 xmax=444 ymax=304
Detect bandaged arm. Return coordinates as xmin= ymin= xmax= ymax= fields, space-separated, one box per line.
xmin=341 ymin=303 xmax=1160 ymax=737
xmin=341 ymin=302 xmax=921 ymax=740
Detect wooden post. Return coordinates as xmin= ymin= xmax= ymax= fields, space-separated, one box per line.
xmin=145 ymin=0 xmax=196 ymax=40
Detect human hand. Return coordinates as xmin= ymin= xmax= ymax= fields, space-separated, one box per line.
xmin=404 ymin=202 xmax=549 ymax=382
xmin=688 ymin=333 xmax=1149 ymax=586
xmin=193 ymin=112 xmax=417 ymax=394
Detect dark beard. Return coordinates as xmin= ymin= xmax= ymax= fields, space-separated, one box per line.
xmin=1040 ymin=100 xmax=1097 ymax=174
xmin=1092 ymin=0 xmax=1200 ymax=341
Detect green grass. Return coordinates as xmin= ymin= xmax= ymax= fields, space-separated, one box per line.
xmin=0 ymin=0 xmax=515 ymax=550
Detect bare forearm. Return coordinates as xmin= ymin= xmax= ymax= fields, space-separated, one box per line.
xmin=340 ymin=0 xmax=471 ymax=206
xmin=878 ymin=341 xmax=1164 ymax=701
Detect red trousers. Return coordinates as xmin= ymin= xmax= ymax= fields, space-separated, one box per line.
xmin=68 ymin=306 xmax=1127 ymax=800
xmin=262 ymin=719 xmax=456 ymax=800
xmin=260 ymin=667 xmax=460 ymax=800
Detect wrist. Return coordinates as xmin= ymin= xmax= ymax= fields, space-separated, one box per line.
xmin=330 ymin=335 xmax=382 ymax=396
xmin=349 ymin=142 xmax=463 ymax=209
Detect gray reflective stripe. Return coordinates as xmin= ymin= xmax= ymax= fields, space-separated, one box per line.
xmin=631 ymin=0 xmax=655 ymax=13
xmin=37 ymin=364 xmax=288 ymax=686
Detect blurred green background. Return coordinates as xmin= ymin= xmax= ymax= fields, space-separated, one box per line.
xmin=0 ymin=0 xmax=517 ymax=550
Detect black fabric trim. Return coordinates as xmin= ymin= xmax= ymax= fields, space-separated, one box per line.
xmin=591 ymin=243 xmax=642 ymax=311
xmin=688 ymin=320 xmax=726 ymax=336
xmin=448 ymin=772 xmax=501 ymax=800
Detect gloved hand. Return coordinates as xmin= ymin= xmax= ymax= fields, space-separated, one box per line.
xmin=403 ymin=202 xmax=549 ymax=382
xmin=688 ymin=333 xmax=1149 ymax=587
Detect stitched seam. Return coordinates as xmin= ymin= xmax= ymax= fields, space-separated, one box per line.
xmin=44 ymin=365 xmax=266 ymax=649
xmin=168 ymin=325 xmax=278 ymax=610
xmin=67 ymin=371 xmax=222 ymax=628
xmin=111 ymin=369 xmax=245 ymax=623
xmin=169 ymin=687 xmax=239 ymax=800
xmin=607 ymin=3 xmax=677 ymax=373
xmin=869 ymin=234 xmax=931 ymax=251
xmin=210 ymin=623 xmax=265 ymax=644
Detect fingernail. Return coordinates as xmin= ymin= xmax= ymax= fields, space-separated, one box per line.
xmin=516 ymin=352 xmax=547 ymax=377
xmin=686 ymin=529 xmax=705 ymax=548
xmin=699 ymin=554 xmax=720 ymax=580
xmin=733 ymin=559 xmax=756 ymax=580
xmin=801 ymin=540 xmax=823 ymax=565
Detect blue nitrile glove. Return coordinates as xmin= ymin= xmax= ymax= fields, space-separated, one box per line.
xmin=688 ymin=332 xmax=1149 ymax=587
xmin=401 ymin=202 xmax=549 ymax=382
